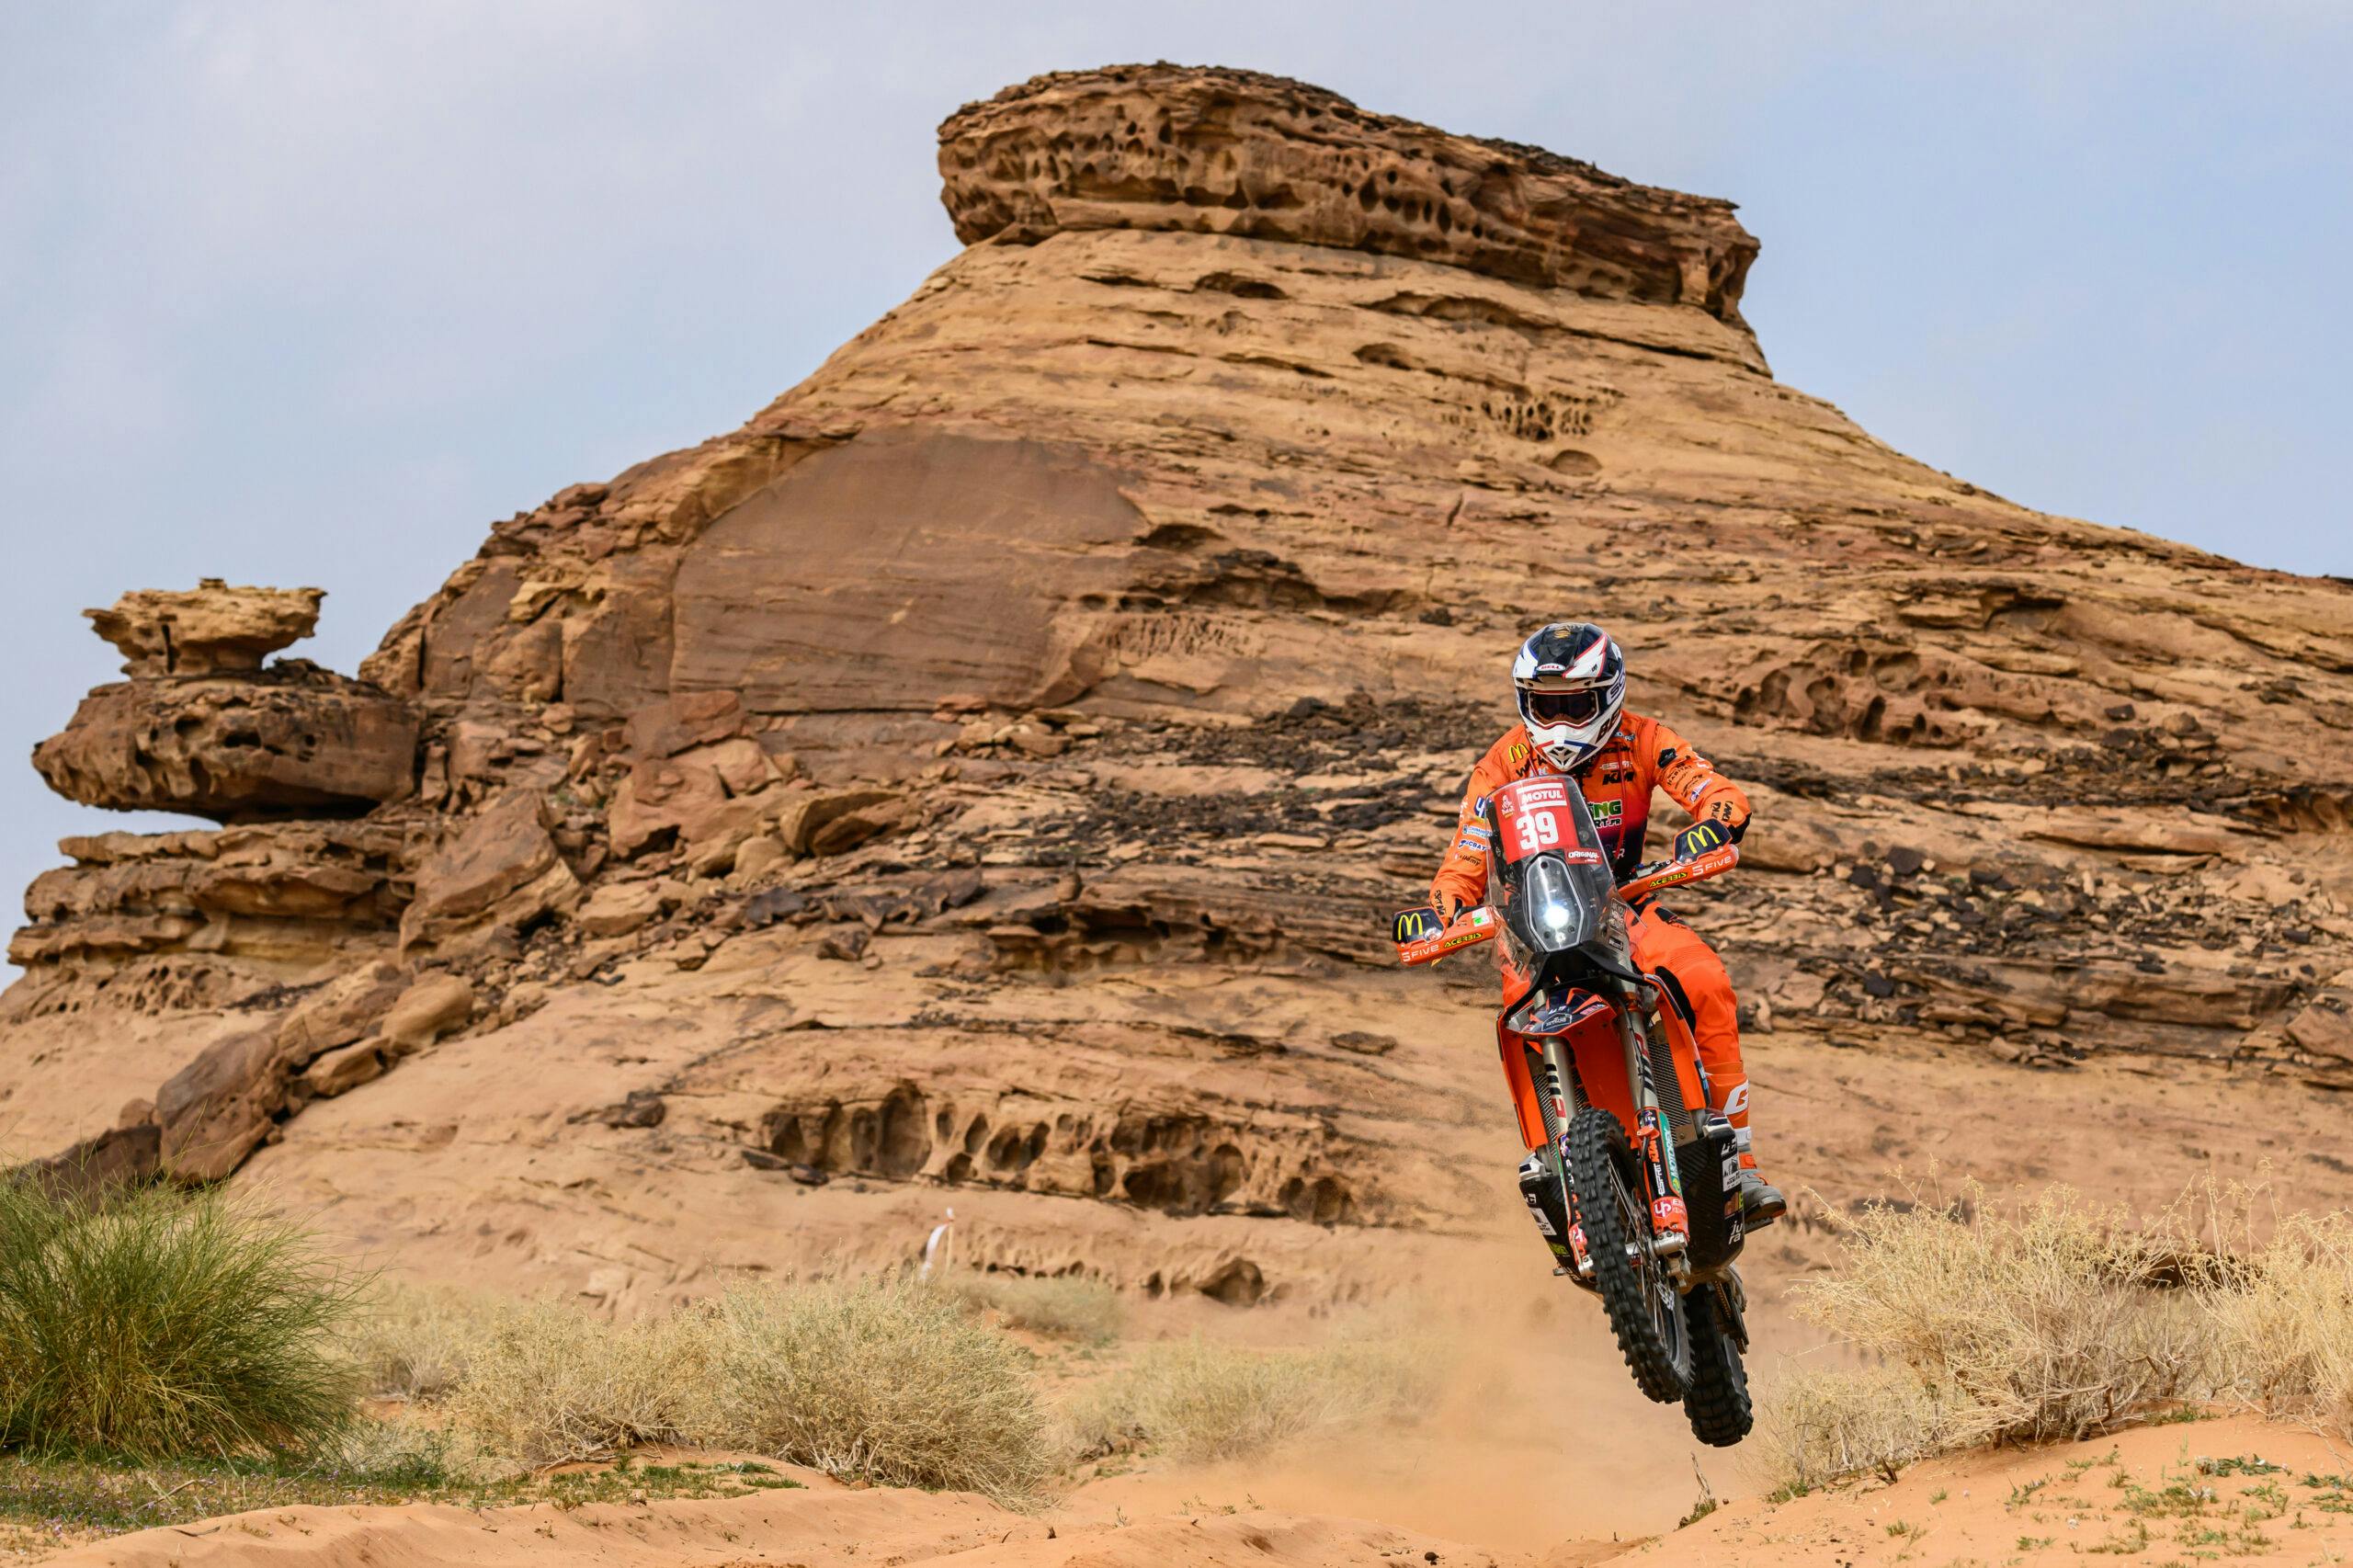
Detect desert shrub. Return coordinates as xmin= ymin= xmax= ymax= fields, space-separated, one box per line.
xmin=449 ymin=1299 xmax=704 ymax=1467
xmin=683 ymin=1278 xmax=1049 ymax=1506
xmin=0 ymin=1178 xmax=362 ymax=1458
xmin=1792 ymin=1183 xmax=2202 ymax=1450
xmin=1754 ymin=1364 xmax=1935 ymax=1496
xmin=344 ymin=1281 xmax=500 ymax=1403
xmin=2199 ymin=1208 xmax=2353 ymax=1433
xmin=426 ymin=1278 xmax=1051 ymax=1495
xmin=938 ymin=1270 xmax=1124 ymax=1345
xmin=1066 ymin=1325 xmax=1447 ymax=1465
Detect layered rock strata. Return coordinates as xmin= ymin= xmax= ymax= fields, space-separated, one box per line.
xmin=939 ymin=63 xmax=1757 ymax=323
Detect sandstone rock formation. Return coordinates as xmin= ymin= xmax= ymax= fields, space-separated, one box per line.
xmin=940 ymin=64 xmax=1757 ymax=323
xmin=34 ymin=581 xmax=417 ymax=819
xmin=87 ymin=581 xmax=324 ymax=676
xmin=5 ymin=66 xmax=2349 ymax=1309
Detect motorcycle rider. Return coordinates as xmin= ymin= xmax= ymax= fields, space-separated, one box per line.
xmin=1423 ymin=621 xmax=1785 ymax=1230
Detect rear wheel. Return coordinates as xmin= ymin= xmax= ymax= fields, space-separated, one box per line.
xmin=1565 ymin=1106 xmax=1690 ymax=1403
xmin=1682 ymin=1284 xmax=1753 ymax=1446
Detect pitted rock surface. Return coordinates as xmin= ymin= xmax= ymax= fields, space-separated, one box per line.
xmin=939 ymin=64 xmax=1758 ymax=323
xmin=86 ymin=580 xmax=324 ymax=676
xmin=33 ymin=663 xmax=417 ymax=820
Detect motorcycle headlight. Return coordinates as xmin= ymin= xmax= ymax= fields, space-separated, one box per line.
xmin=1521 ymin=855 xmax=1596 ymax=950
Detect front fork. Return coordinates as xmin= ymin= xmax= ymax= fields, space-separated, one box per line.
xmin=1617 ymin=978 xmax=1690 ymax=1256
xmin=1534 ymin=980 xmax=1690 ymax=1270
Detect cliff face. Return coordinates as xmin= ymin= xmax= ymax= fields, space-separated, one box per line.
xmin=6 ymin=64 xmax=2350 ymax=1306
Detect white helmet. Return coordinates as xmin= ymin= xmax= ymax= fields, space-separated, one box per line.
xmin=1512 ymin=621 xmax=1626 ymax=771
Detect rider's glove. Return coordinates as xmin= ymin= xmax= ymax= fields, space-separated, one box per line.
xmin=1433 ymin=890 xmax=1470 ymax=926
xmin=1392 ymin=905 xmax=1443 ymax=944
xmin=1672 ymin=820 xmax=1733 ymax=861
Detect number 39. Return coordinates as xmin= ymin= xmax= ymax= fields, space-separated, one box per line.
xmin=1512 ymin=809 xmax=1562 ymax=858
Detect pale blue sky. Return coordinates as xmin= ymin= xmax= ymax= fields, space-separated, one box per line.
xmin=3 ymin=2 xmax=2347 ymax=948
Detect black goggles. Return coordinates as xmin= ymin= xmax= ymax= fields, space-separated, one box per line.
xmin=1524 ymin=687 xmax=1605 ymax=726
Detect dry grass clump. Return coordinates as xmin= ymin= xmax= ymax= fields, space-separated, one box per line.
xmin=2197 ymin=1207 xmax=2353 ymax=1434
xmin=1065 ymin=1324 xmax=1447 ymax=1465
xmin=428 ymin=1278 xmax=1049 ymax=1501
xmin=1791 ymin=1184 xmax=2202 ymax=1449
xmin=0 ymin=1179 xmax=362 ymax=1458
xmin=1753 ymin=1365 xmax=1933 ymax=1494
xmin=344 ymin=1282 xmax=503 ymax=1403
xmin=1760 ymin=1180 xmax=2353 ymax=1494
xmin=449 ymin=1300 xmax=704 ymax=1468
xmin=690 ymin=1279 xmax=1049 ymax=1504
xmin=938 ymin=1270 xmax=1124 ymax=1345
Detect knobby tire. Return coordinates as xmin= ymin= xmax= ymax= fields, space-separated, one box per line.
xmin=1681 ymin=1285 xmax=1753 ymax=1446
xmin=1565 ymin=1105 xmax=1690 ymax=1403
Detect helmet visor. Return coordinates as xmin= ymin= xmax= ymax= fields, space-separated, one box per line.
xmin=1524 ymin=687 xmax=1605 ymax=727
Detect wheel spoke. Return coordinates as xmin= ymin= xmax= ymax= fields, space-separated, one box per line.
xmin=1567 ymin=1107 xmax=1690 ymax=1403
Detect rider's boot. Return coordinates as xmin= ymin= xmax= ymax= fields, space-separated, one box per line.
xmin=1735 ymin=1132 xmax=1786 ymax=1230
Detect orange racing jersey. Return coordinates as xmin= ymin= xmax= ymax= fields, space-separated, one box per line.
xmin=1430 ymin=712 xmax=1752 ymax=910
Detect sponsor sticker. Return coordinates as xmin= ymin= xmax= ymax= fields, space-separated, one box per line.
xmin=1589 ymin=799 xmax=1623 ymax=824
xmin=1506 ymin=740 xmax=1531 ymax=767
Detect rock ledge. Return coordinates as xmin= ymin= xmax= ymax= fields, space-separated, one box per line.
xmin=938 ymin=63 xmax=1758 ymax=323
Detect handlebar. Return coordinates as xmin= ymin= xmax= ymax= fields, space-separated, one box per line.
xmin=1619 ymin=843 xmax=1741 ymax=903
xmin=1391 ymin=843 xmax=1739 ymax=967
xmin=1394 ymin=906 xmax=1498 ymax=967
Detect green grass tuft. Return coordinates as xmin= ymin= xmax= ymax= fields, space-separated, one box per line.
xmin=0 ymin=1177 xmax=364 ymax=1458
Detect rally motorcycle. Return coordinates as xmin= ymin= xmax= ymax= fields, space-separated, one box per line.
xmin=1393 ymin=775 xmax=1754 ymax=1445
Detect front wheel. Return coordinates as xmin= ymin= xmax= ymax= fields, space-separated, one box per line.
xmin=1682 ymin=1284 xmax=1753 ymax=1446
xmin=1565 ymin=1106 xmax=1690 ymax=1403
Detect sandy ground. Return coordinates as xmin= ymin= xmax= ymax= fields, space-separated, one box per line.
xmin=1650 ymin=1412 xmax=2353 ymax=1566
xmin=48 ymin=1414 xmax=2353 ymax=1568
xmin=43 ymin=1484 xmax=1518 ymax=1568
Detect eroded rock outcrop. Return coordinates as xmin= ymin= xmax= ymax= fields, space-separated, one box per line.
xmin=5 ymin=66 xmax=2349 ymax=1304
xmin=88 ymin=581 xmax=323 ymax=676
xmin=939 ymin=64 xmax=1758 ymax=323
xmin=150 ymin=961 xmax=473 ymax=1181
xmin=8 ymin=823 xmax=412 ymax=983
xmin=34 ymin=582 xmax=416 ymax=819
